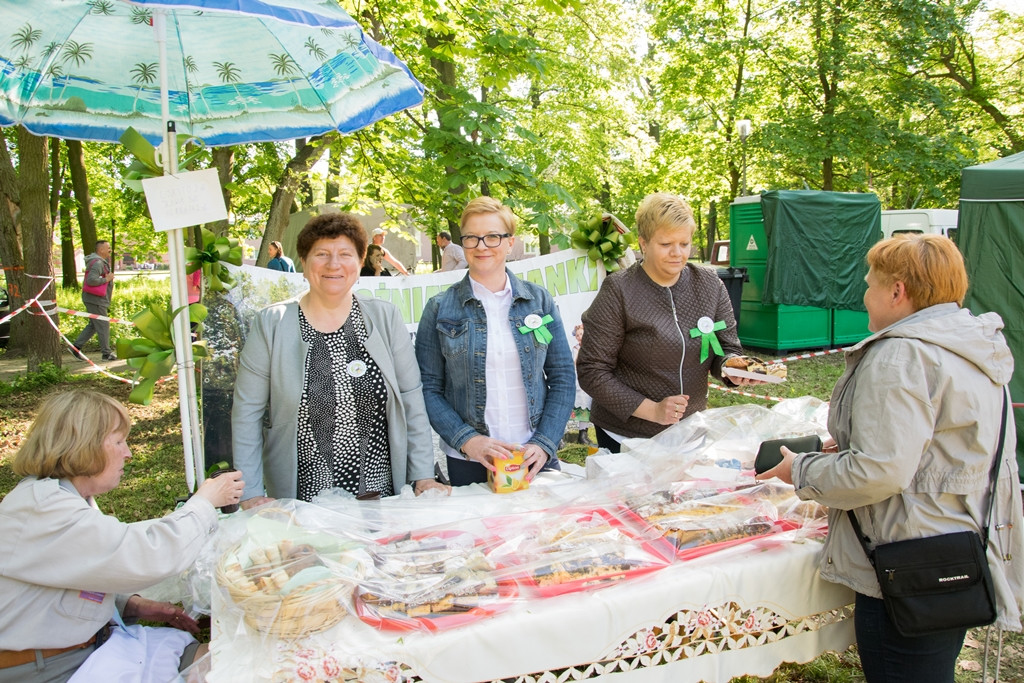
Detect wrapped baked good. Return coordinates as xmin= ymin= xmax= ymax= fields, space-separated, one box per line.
xmin=215 ymin=510 xmax=366 ymax=638
xmin=632 ymin=488 xmax=792 ymax=560
xmin=724 ymin=355 xmax=788 ymax=379
xmin=485 ymin=506 xmax=674 ymax=597
xmin=354 ymin=529 xmax=516 ymax=632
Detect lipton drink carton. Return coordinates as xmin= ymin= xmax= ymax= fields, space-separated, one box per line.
xmin=489 ymin=449 xmax=529 ymax=493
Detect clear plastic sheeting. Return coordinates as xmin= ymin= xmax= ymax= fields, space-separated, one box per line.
xmin=192 ymin=400 xmax=832 ymax=647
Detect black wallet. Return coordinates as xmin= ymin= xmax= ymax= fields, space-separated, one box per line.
xmin=754 ymin=435 xmax=822 ymax=474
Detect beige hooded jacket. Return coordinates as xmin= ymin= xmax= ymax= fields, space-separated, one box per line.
xmin=792 ymin=303 xmax=1023 ymax=631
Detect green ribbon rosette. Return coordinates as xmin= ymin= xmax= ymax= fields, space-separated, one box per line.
xmin=518 ymin=314 xmax=554 ymax=344
xmin=119 ymin=126 xmax=206 ymax=193
xmin=689 ymin=316 xmax=726 ymax=363
xmin=570 ymin=213 xmax=635 ymax=273
xmin=185 ymin=227 xmax=244 ymax=292
xmin=115 ymin=301 xmax=208 ymax=405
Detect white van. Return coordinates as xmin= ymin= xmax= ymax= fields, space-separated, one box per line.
xmin=881 ymin=209 xmax=959 ymax=241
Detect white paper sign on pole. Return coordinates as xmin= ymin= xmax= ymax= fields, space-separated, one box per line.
xmin=141 ymin=168 xmax=228 ymax=232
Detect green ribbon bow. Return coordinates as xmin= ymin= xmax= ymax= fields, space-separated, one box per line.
xmin=689 ymin=319 xmax=726 ymax=362
xmin=119 ymin=126 xmax=206 ymax=193
xmin=185 ymin=227 xmax=244 ymax=292
xmin=115 ymin=301 xmax=208 ymax=406
xmin=519 ymin=314 xmax=554 ymax=344
xmin=570 ymin=213 xmax=635 ymax=273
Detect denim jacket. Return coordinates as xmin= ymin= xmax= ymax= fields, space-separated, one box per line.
xmin=415 ymin=270 xmax=575 ymax=459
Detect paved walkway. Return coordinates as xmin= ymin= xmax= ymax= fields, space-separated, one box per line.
xmin=0 ymin=350 xmax=127 ymax=383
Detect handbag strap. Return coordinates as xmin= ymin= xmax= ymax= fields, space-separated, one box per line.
xmin=847 ymin=390 xmax=1009 ymax=566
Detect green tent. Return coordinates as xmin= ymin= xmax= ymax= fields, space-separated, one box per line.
xmin=958 ymin=151 xmax=1024 ymax=484
xmin=761 ymin=190 xmax=881 ymax=311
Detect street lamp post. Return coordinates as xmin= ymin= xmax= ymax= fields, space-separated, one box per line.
xmin=736 ymin=119 xmax=751 ymax=196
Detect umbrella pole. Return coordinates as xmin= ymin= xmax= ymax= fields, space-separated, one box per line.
xmin=155 ymin=11 xmax=204 ymax=491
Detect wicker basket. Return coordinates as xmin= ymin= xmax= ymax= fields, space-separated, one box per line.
xmin=216 ymin=541 xmax=362 ymax=638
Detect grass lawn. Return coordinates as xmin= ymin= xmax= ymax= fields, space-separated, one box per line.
xmin=0 ymin=352 xmax=1019 ymax=682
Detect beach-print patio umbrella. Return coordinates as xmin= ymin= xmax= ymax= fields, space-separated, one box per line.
xmin=0 ymin=0 xmax=425 ymax=490
xmin=0 ymin=0 xmax=424 ymax=145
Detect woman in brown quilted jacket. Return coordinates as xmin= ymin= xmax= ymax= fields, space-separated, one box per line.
xmin=577 ymin=192 xmax=757 ymax=452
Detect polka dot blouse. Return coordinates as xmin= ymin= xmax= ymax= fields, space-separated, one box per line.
xmin=295 ymin=300 xmax=392 ymax=501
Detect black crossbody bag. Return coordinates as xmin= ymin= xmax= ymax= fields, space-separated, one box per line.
xmin=846 ymin=393 xmax=1008 ymax=637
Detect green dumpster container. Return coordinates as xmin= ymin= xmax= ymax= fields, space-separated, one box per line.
xmin=832 ymin=309 xmax=872 ymax=346
xmin=738 ymin=302 xmax=831 ymax=352
xmin=729 ymin=196 xmax=768 ymax=266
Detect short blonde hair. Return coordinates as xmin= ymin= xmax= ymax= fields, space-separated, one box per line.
xmin=866 ymin=233 xmax=968 ymax=308
xmin=635 ymin=193 xmax=696 ymax=242
xmin=13 ymin=391 xmax=131 ymax=479
xmin=460 ymin=196 xmax=518 ymax=235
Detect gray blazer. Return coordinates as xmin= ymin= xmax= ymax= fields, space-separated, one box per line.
xmin=231 ymin=296 xmax=435 ymax=501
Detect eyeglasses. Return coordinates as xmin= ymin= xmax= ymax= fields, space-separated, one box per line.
xmin=460 ymin=233 xmax=511 ymax=248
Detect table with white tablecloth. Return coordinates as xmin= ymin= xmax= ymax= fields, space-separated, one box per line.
xmin=207 ymin=526 xmax=853 ymax=683
xmin=206 ymin=402 xmax=853 ymax=682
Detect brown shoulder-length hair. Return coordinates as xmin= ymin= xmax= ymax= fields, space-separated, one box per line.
xmin=295 ymin=213 xmax=368 ymax=261
xmin=13 ymin=390 xmax=131 ymax=479
xmin=866 ymin=233 xmax=968 ymax=308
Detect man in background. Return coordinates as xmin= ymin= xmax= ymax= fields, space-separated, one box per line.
xmin=371 ymin=228 xmax=411 ymax=276
xmin=72 ymin=240 xmax=116 ymax=361
xmin=436 ymin=231 xmax=467 ymax=271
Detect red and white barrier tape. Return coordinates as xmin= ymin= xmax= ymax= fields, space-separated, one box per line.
xmin=771 ymin=347 xmax=845 ymax=364
xmin=4 ymin=275 xmax=171 ymax=387
xmin=28 ymin=301 xmax=135 ymax=326
xmin=709 ymin=382 xmax=784 ymax=402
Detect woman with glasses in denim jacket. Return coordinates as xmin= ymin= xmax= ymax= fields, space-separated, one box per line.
xmin=415 ymin=197 xmax=576 ymax=486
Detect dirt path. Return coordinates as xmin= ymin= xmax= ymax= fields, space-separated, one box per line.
xmin=0 ymin=351 xmax=127 ymax=383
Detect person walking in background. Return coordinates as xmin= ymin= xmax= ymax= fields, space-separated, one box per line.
xmin=72 ymin=240 xmax=116 ymax=361
xmin=266 ymin=241 xmax=295 ymax=272
xmin=370 ymin=228 xmax=410 ymax=276
xmin=436 ymin=231 xmax=467 ymax=271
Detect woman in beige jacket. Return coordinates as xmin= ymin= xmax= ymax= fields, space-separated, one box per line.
xmin=758 ymin=234 xmax=1023 ymax=683
xmin=0 ymin=390 xmax=243 ymax=682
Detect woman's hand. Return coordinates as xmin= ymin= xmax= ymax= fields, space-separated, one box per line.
xmin=240 ymin=496 xmax=275 ymax=510
xmin=461 ymin=435 xmax=520 ymax=473
xmin=639 ymin=394 xmax=690 ymax=425
xmin=413 ymin=479 xmax=451 ymax=496
xmin=755 ymin=445 xmax=796 ymax=485
xmin=521 ymin=444 xmax=550 ymax=481
xmin=822 ymin=436 xmax=839 ymax=453
xmin=194 ymin=470 xmax=245 ymax=509
xmin=123 ymin=596 xmax=199 ymax=635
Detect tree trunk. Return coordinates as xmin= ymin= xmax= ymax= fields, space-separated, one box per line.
xmin=707 ymin=201 xmax=718 ymax=262
xmin=51 ymin=141 xmax=78 ymax=289
xmin=325 ymin=142 xmax=341 ymax=204
xmin=294 ymin=137 xmax=315 ymax=208
xmin=208 ymin=145 xmax=234 ymax=237
xmin=0 ymin=133 xmax=30 ymax=357
xmin=17 ymin=128 xmax=60 ymax=371
xmin=426 ymin=30 xmax=465 ymax=237
xmin=257 ymin=134 xmax=331 ymax=266
xmin=60 ymin=181 xmax=76 ymax=290
xmin=66 ymin=139 xmax=98 ymax=253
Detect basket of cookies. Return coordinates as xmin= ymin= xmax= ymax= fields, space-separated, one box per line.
xmin=216 ymin=523 xmax=366 ymax=638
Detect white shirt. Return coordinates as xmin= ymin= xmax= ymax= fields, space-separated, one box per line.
xmin=440 ymin=242 xmax=467 ymax=271
xmin=442 ymin=276 xmax=532 ymax=460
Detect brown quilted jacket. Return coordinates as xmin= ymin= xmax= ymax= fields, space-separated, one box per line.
xmin=577 ymin=262 xmax=742 ymax=439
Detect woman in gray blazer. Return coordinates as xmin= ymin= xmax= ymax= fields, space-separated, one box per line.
xmin=232 ymin=213 xmax=446 ymax=507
